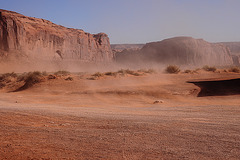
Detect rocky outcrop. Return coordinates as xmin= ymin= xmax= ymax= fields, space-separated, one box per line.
xmin=219 ymin=42 xmax=240 ymax=66
xmin=116 ymin=37 xmax=233 ymax=66
xmin=220 ymin=42 xmax=240 ymax=55
xmin=0 ymin=9 xmax=113 ymax=62
xmin=140 ymin=37 xmax=233 ymax=66
xmin=111 ymin=44 xmax=144 ymax=52
xmin=232 ymin=55 xmax=240 ymax=66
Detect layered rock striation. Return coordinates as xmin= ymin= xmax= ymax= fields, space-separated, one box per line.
xmin=0 ymin=9 xmax=113 ymax=62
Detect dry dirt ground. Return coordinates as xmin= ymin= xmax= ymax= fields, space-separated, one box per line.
xmin=0 ymin=72 xmax=240 ymax=159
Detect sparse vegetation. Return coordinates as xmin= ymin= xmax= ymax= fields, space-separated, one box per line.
xmin=14 ymin=71 xmax=44 ymax=91
xmin=202 ymin=65 xmax=217 ymax=72
xmin=145 ymin=69 xmax=156 ymax=74
xmin=228 ymin=66 xmax=240 ymax=73
xmin=65 ymin=77 xmax=73 ymax=81
xmin=117 ymin=69 xmax=142 ymax=76
xmin=42 ymin=71 xmax=48 ymax=76
xmin=125 ymin=69 xmax=142 ymax=76
xmin=54 ymin=70 xmax=70 ymax=76
xmin=105 ymin=72 xmax=117 ymax=76
xmin=117 ymin=69 xmax=127 ymax=75
xmin=0 ymin=72 xmax=18 ymax=80
xmin=184 ymin=69 xmax=192 ymax=73
xmin=92 ymin=72 xmax=104 ymax=77
xmin=138 ymin=69 xmax=156 ymax=74
xmin=165 ymin=65 xmax=181 ymax=74
xmin=48 ymin=74 xmax=56 ymax=79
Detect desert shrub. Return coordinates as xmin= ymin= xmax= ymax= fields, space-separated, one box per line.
xmin=87 ymin=77 xmax=97 ymax=80
xmin=105 ymin=72 xmax=117 ymax=76
xmin=48 ymin=74 xmax=56 ymax=79
xmin=202 ymin=65 xmax=217 ymax=72
xmin=228 ymin=67 xmax=240 ymax=73
xmin=125 ymin=69 xmax=135 ymax=74
xmin=25 ymin=71 xmax=43 ymax=83
xmin=0 ymin=72 xmax=18 ymax=81
xmin=125 ymin=69 xmax=141 ymax=76
xmin=138 ymin=69 xmax=156 ymax=74
xmin=14 ymin=71 xmax=44 ymax=91
xmin=165 ymin=65 xmax=181 ymax=74
xmin=54 ymin=70 xmax=70 ymax=76
xmin=117 ymin=69 xmax=126 ymax=75
xmin=92 ymin=72 xmax=104 ymax=77
xmin=184 ymin=69 xmax=192 ymax=73
xmin=146 ymin=69 xmax=156 ymax=74
xmin=65 ymin=77 xmax=73 ymax=81
xmin=42 ymin=71 xmax=48 ymax=76
xmin=117 ymin=69 xmax=142 ymax=76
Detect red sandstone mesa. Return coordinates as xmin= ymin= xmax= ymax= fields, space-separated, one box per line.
xmin=0 ymin=9 xmax=114 ymax=62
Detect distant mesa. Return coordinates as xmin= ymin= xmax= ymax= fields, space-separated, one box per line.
xmin=0 ymin=9 xmax=114 ymax=63
xmin=115 ymin=37 xmax=234 ymax=66
xmin=111 ymin=44 xmax=145 ymax=53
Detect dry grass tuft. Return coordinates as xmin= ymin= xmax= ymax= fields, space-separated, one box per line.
xmin=137 ymin=69 xmax=156 ymax=74
xmin=202 ymin=65 xmax=217 ymax=72
xmin=92 ymin=72 xmax=104 ymax=77
xmin=118 ymin=69 xmax=142 ymax=76
xmin=105 ymin=72 xmax=117 ymax=76
xmin=14 ymin=71 xmax=44 ymax=91
xmin=165 ymin=65 xmax=181 ymax=74
xmin=228 ymin=66 xmax=240 ymax=73
xmin=65 ymin=77 xmax=73 ymax=81
xmin=54 ymin=70 xmax=70 ymax=76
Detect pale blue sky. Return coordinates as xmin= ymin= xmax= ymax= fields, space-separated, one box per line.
xmin=1 ymin=0 xmax=240 ymax=44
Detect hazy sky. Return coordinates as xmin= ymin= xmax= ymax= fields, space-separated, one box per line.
xmin=1 ymin=0 xmax=240 ymax=44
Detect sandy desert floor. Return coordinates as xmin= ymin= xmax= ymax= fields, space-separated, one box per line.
xmin=0 ymin=71 xmax=239 ymax=159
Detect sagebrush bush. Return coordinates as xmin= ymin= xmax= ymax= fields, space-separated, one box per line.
xmin=228 ymin=67 xmax=240 ymax=73
xmin=14 ymin=71 xmax=44 ymax=91
xmin=165 ymin=65 xmax=181 ymax=74
xmin=92 ymin=72 xmax=104 ymax=77
xmin=202 ymin=65 xmax=217 ymax=72
xmin=138 ymin=69 xmax=156 ymax=74
xmin=184 ymin=69 xmax=192 ymax=73
xmin=105 ymin=72 xmax=117 ymax=76
xmin=117 ymin=69 xmax=142 ymax=76
xmin=0 ymin=72 xmax=18 ymax=81
xmin=65 ymin=77 xmax=73 ymax=81
xmin=117 ymin=69 xmax=126 ymax=75
xmin=54 ymin=70 xmax=70 ymax=76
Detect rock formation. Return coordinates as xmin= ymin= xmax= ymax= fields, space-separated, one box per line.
xmin=0 ymin=9 xmax=113 ymax=63
xmin=232 ymin=55 xmax=240 ymax=66
xmin=221 ymin=42 xmax=240 ymax=55
xmin=141 ymin=37 xmax=233 ymax=66
xmin=116 ymin=37 xmax=233 ymax=66
xmin=220 ymin=42 xmax=240 ymax=66
xmin=111 ymin=44 xmax=144 ymax=52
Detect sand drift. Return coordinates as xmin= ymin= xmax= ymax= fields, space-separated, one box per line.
xmin=188 ymin=78 xmax=240 ymax=97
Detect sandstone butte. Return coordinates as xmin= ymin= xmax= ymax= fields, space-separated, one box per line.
xmin=0 ymin=9 xmax=114 ymax=62
xmin=140 ymin=37 xmax=233 ymax=66
xmin=116 ymin=37 xmax=234 ymax=66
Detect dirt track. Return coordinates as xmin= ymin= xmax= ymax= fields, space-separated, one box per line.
xmin=0 ymin=73 xmax=240 ymax=159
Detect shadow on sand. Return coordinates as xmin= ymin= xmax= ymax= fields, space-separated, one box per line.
xmin=188 ymin=78 xmax=240 ymax=97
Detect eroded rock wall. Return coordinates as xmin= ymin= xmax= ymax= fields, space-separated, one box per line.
xmin=139 ymin=37 xmax=233 ymax=66
xmin=0 ymin=9 xmax=113 ymax=62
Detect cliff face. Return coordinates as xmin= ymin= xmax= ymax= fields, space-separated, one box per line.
xmin=139 ymin=37 xmax=233 ymax=66
xmin=220 ymin=42 xmax=240 ymax=55
xmin=0 ymin=9 xmax=113 ymax=62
